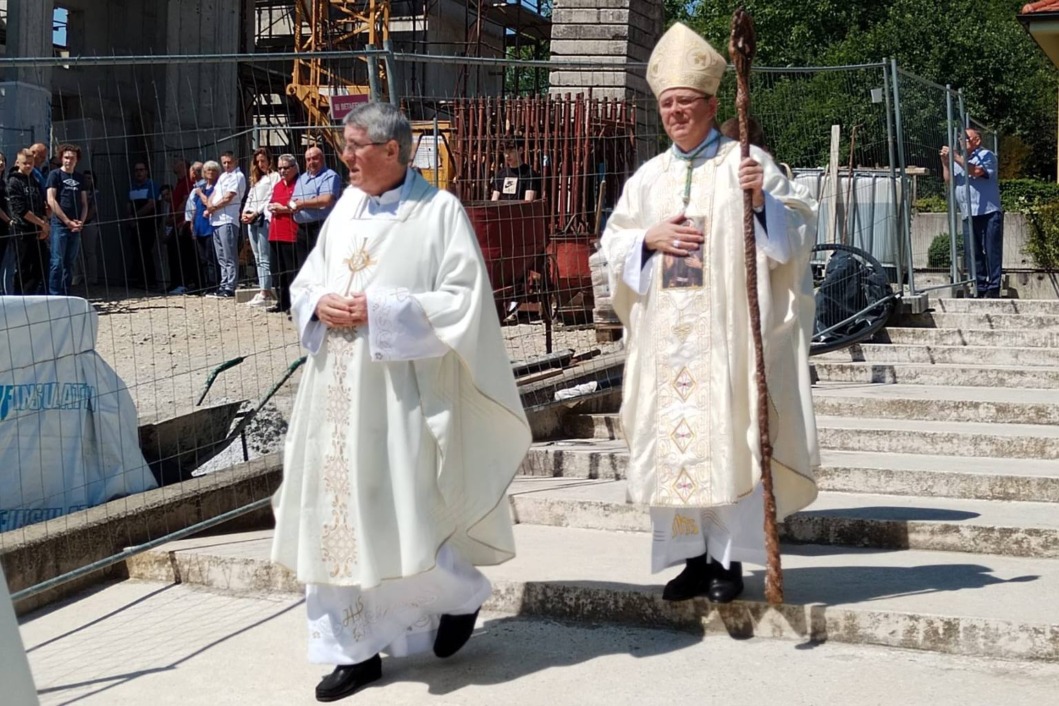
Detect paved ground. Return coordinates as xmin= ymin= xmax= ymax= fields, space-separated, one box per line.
xmin=19 ymin=580 xmax=1059 ymax=706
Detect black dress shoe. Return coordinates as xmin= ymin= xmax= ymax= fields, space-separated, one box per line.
xmin=315 ymin=654 xmax=382 ymax=702
xmin=707 ymin=560 xmax=744 ymax=603
xmin=434 ymin=608 xmax=480 ymax=658
xmin=662 ymin=553 xmax=713 ymax=601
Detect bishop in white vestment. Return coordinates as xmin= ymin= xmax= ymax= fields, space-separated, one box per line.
xmin=271 ymin=102 xmax=531 ymax=702
xmin=602 ymin=23 xmax=819 ymax=603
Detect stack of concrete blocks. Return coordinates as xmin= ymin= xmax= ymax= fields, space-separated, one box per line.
xmin=547 ymin=0 xmax=662 ymax=104
xmin=548 ymin=0 xmax=662 ymax=331
xmin=588 ymin=248 xmax=618 ymax=333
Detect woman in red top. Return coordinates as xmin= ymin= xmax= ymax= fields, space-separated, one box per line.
xmin=267 ymin=153 xmax=302 ymax=314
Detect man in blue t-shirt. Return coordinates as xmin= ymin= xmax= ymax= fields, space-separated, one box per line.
xmin=941 ymin=129 xmax=1004 ymax=298
xmin=127 ymin=161 xmax=161 ymax=290
xmin=290 ymin=145 xmax=342 ymax=256
xmin=45 ymin=143 xmax=89 ymax=296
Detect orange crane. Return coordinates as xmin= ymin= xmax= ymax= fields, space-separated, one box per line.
xmin=286 ymin=0 xmax=390 ymax=150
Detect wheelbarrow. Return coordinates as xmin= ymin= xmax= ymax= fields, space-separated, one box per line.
xmin=138 ymin=355 xmax=306 ymax=486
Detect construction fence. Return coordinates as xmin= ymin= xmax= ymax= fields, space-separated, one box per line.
xmin=0 ymin=49 xmax=995 ymax=601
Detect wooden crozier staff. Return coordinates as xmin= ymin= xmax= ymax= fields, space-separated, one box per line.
xmin=729 ymin=7 xmax=784 ymax=605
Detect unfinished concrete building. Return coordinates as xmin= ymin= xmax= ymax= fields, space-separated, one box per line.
xmin=0 ymin=0 xmax=658 ymax=281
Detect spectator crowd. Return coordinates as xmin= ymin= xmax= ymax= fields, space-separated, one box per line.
xmin=0 ymin=143 xmax=344 ymax=315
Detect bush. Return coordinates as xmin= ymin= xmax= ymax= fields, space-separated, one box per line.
xmin=917 ymin=180 xmax=1059 ymax=215
xmin=1000 ymin=179 xmax=1059 ymax=213
xmin=927 ymin=233 xmax=962 ymax=269
xmin=915 ymin=195 xmax=948 ymax=213
xmin=1023 ymin=201 xmax=1059 ymax=271
xmin=1001 ymin=179 xmax=1059 ymax=271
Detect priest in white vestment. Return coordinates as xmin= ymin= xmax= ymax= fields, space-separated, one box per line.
xmin=0 ymin=564 xmax=39 ymax=706
xmin=271 ymin=102 xmax=531 ymax=702
xmin=602 ymin=23 xmax=819 ymax=604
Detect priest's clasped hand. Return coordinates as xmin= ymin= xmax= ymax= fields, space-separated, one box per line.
xmin=316 ymin=293 xmax=368 ymax=329
xmin=739 ymin=157 xmax=766 ymax=210
xmin=645 ymin=213 xmax=705 ymax=256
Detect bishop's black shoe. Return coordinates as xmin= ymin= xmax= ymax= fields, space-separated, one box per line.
xmin=707 ymin=560 xmax=744 ymax=603
xmin=662 ymin=553 xmax=713 ymax=601
xmin=315 ymin=654 xmax=382 ymax=702
xmin=433 ymin=608 xmax=480 ymax=658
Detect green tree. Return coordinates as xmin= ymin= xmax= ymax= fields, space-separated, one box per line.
xmin=676 ymin=0 xmax=1058 ymax=178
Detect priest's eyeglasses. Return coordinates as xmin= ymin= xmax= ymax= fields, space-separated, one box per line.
xmin=343 ymin=139 xmax=388 ymax=154
xmin=659 ymin=95 xmax=707 ymax=112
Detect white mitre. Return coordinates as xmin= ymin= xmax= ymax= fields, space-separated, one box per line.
xmin=647 ymin=22 xmax=727 ymax=98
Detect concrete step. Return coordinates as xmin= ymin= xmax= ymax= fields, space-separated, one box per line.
xmin=816 ymin=415 xmax=1059 ymax=459
xmin=550 ymin=381 xmax=1059 ymax=424
xmin=899 ymin=312 xmax=1059 ymax=330
xmin=820 ymin=343 xmax=1059 ymax=367
xmin=932 ymin=298 xmax=1059 ymax=316
xmin=811 ymin=361 xmax=1059 ymax=388
xmin=505 ymin=478 xmax=1059 ymax=559
xmin=125 ymin=525 xmax=1059 ymax=662
xmin=816 ymin=449 xmax=1059 ymax=503
xmin=880 ymin=327 xmax=1059 ymax=349
xmin=811 ymin=383 xmax=1059 ymax=425
xmin=519 ymin=441 xmax=1059 ymax=504
xmin=562 ymin=413 xmax=1059 ymax=459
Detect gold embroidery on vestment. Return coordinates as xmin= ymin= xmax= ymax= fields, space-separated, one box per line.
xmin=342 ymin=237 xmax=378 ymax=296
xmin=652 ymin=145 xmax=736 ymax=507
xmin=671 ymin=419 xmax=694 ymax=453
xmin=320 ymin=330 xmax=359 ymax=577
xmin=671 ymin=513 xmax=699 ymax=537
xmin=672 ymin=367 xmax=695 ymax=401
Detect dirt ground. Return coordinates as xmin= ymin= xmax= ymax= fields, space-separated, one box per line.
xmin=86 ymin=286 xmax=618 ymax=470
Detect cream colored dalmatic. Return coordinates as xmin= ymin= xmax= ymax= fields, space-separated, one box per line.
xmin=271 ymin=169 xmax=530 ymax=663
xmin=602 ymin=138 xmax=820 ymax=571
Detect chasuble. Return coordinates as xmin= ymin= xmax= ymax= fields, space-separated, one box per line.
xmin=271 ymin=169 xmax=531 ymax=590
xmin=602 ymin=138 xmax=820 ymax=523
xmin=0 ymin=564 xmax=38 ymax=705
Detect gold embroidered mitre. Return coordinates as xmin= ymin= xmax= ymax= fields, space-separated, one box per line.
xmin=647 ymin=22 xmax=726 ymax=99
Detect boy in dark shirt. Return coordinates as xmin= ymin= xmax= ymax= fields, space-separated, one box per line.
xmin=490 ymin=139 xmax=540 ymax=202
xmin=45 ymin=143 xmax=88 ymax=296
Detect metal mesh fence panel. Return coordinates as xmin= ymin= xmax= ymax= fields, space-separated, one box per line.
xmin=0 ymin=48 xmax=1000 ymax=599
xmin=895 ymin=68 xmax=997 ymax=294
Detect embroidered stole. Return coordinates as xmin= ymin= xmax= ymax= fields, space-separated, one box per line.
xmin=651 ymin=142 xmax=735 ymax=506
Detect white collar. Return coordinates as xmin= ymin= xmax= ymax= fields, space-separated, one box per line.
xmin=356 ymin=168 xmax=417 ymax=218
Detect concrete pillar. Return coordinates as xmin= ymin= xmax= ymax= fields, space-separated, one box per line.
xmin=547 ymin=0 xmax=663 ymax=164
xmin=161 ymin=0 xmax=244 ymax=162
xmin=0 ymin=0 xmax=54 ymax=160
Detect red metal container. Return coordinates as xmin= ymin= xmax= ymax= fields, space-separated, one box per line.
xmin=465 ymin=200 xmax=549 ymax=299
xmin=546 ymin=235 xmax=595 ymax=322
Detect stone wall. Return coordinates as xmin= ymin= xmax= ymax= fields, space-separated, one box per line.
xmin=548 ymin=0 xmax=663 ymax=163
xmin=911 ymin=212 xmax=1033 ymax=270
xmin=911 ymin=212 xmax=1059 ymax=299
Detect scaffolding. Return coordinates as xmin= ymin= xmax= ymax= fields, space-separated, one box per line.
xmin=250 ymin=0 xmax=551 ymax=110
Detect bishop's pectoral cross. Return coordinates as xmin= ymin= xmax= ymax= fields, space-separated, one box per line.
xmin=342 ymin=237 xmax=376 ymax=296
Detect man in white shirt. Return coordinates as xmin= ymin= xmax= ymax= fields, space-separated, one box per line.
xmin=205 ymin=150 xmax=246 ymax=298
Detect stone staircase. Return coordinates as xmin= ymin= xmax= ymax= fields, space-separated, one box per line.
xmin=512 ymin=297 xmax=1059 ymax=659
xmin=125 ymin=297 xmax=1059 ymax=664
